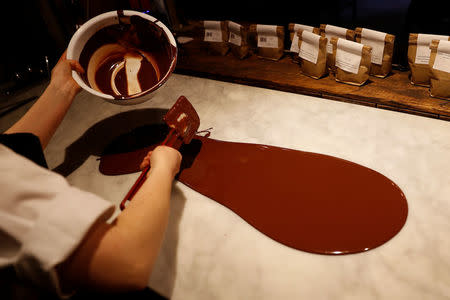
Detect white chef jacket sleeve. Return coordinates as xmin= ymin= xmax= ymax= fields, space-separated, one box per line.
xmin=0 ymin=145 xmax=115 ymax=297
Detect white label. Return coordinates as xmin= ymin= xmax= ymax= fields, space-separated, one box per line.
xmin=361 ymin=28 xmax=386 ymax=65
xmin=335 ymin=38 xmax=363 ymax=74
xmin=415 ymin=33 xmax=449 ymax=64
xmin=228 ymin=21 xmax=241 ymax=32
xmin=299 ymin=31 xmax=320 ymax=64
xmin=433 ymin=40 xmax=450 ymax=73
xmin=361 ymin=38 xmax=384 ymax=64
xmin=257 ymin=24 xmax=279 ymax=48
xmin=229 ymin=32 xmax=242 ymax=46
xmin=258 ymin=35 xmax=278 ymax=48
xmin=290 ymin=24 xmax=314 ymax=53
xmin=325 ymin=25 xmax=349 ymax=54
xmin=228 ymin=21 xmax=242 ymax=46
xmin=326 ymin=40 xmax=334 ymax=54
xmin=290 ymin=33 xmax=300 ymax=53
xmin=294 ymin=24 xmax=314 ymax=33
xmin=325 ymin=25 xmax=348 ymax=36
xmin=204 ymin=21 xmax=222 ymax=42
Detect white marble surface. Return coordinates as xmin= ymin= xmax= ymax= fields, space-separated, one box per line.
xmin=5 ymin=74 xmax=450 ymax=299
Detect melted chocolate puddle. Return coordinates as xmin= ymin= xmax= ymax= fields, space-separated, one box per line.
xmin=100 ymin=135 xmax=408 ymax=255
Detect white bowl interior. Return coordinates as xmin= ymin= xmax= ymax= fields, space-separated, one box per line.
xmin=67 ymin=10 xmax=177 ymax=103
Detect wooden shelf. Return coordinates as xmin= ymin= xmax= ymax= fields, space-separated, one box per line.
xmin=175 ymin=42 xmax=450 ymax=120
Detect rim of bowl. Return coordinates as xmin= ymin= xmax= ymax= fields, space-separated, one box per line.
xmin=67 ymin=10 xmax=177 ymax=101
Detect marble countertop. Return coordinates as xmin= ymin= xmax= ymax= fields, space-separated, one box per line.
xmin=4 ymin=74 xmax=450 ymax=299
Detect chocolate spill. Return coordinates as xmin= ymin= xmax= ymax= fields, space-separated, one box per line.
xmin=100 ymin=135 xmax=408 ymax=255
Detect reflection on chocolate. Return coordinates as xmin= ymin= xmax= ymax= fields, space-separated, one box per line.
xmin=100 ymin=135 xmax=408 ymax=255
xmin=79 ymin=12 xmax=176 ymax=99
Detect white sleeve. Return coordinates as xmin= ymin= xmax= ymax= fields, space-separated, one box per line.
xmin=0 ymin=145 xmax=115 ymax=297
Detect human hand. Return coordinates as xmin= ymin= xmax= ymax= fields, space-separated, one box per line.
xmin=140 ymin=146 xmax=182 ymax=178
xmin=50 ymin=50 xmax=85 ymax=96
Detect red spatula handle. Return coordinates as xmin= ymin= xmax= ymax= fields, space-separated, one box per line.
xmin=120 ymin=166 xmax=150 ymax=210
xmin=120 ymin=129 xmax=180 ymax=210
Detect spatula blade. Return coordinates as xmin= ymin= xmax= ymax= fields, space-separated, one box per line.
xmin=163 ymin=96 xmax=200 ymax=144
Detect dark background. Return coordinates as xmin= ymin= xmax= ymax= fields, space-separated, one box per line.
xmin=0 ymin=0 xmax=449 ymax=94
xmin=0 ymin=0 xmax=127 ymax=89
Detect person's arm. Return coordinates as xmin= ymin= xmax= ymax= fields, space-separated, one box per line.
xmin=59 ymin=146 xmax=182 ymax=292
xmin=5 ymin=52 xmax=84 ymax=149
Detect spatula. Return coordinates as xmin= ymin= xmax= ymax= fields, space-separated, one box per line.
xmin=120 ymin=96 xmax=200 ymax=210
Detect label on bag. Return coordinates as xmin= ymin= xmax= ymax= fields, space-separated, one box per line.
xmin=299 ymin=31 xmax=320 ymax=64
xmin=325 ymin=25 xmax=348 ymax=54
xmin=415 ymin=33 xmax=449 ymax=64
xmin=336 ymin=39 xmax=363 ymax=74
xmin=257 ymin=24 xmax=278 ymax=48
xmin=228 ymin=21 xmax=242 ymax=46
xmin=433 ymin=40 xmax=450 ymax=73
xmin=361 ymin=28 xmax=386 ymax=65
xmin=294 ymin=24 xmax=314 ymax=32
xmin=290 ymin=24 xmax=315 ymax=53
xmin=290 ymin=33 xmax=300 ymax=53
xmin=204 ymin=21 xmax=222 ymax=42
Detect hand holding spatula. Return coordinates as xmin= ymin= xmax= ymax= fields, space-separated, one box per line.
xmin=120 ymin=96 xmax=200 ymax=210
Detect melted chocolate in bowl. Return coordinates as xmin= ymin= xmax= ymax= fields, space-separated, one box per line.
xmin=79 ymin=13 xmax=175 ymax=99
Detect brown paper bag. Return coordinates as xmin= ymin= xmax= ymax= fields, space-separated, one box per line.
xmin=288 ymin=23 xmax=319 ymax=62
xmin=249 ymin=24 xmax=284 ymax=60
xmin=297 ymin=30 xmax=328 ymax=79
xmin=331 ymin=37 xmax=372 ymax=86
xmin=202 ymin=20 xmax=229 ymax=56
xmin=320 ymin=24 xmax=355 ymax=73
xmin=355 ymin=27 xmax=395 ymax=78
xmin=227 ymin=21 xmax=250 ymax=59
xmin=408 ymin=33 xmax=450 ymax=86
xmin=429 ymin=39 xmax=450 ymax=100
